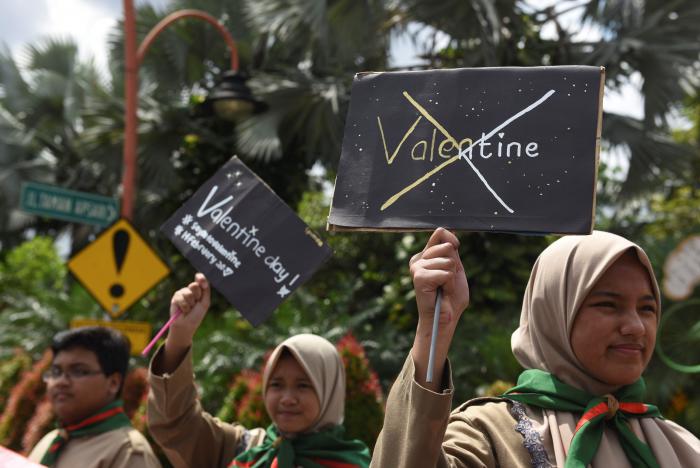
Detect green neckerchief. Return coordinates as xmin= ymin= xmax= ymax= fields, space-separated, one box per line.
xmin=40 ymin=399 xmax=132 ymax=466
xmin=230 ymin=423 xmax=370 ymax=468
xmin=502 ymin=369 xmax=663 ymax=468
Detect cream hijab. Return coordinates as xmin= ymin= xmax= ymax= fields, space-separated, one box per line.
xmin=262 ymin=334 xmax=345 ymax=433
xmin=511 ymin=231 xmax=699 ymax=467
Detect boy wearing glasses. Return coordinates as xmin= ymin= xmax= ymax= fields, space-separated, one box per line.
xmin=28 ymin=326 xmax=161 ymax=468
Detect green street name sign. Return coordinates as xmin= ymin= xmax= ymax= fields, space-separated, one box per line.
xmin=20 ymin=182 xmax=119 ymax=226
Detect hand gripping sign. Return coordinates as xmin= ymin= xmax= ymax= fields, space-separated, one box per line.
xmin=161 ymin=156 xmax=332 ymax=326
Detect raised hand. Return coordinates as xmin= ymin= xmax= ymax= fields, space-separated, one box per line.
xmin=156 ymin=273 xmax=210 ymax=374
xmin=410 ymin=228 xmax=469 ymax=390
xmin=168 ymin=273 xmax=211 ymax=346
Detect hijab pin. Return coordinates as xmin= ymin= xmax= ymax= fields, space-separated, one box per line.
xmin=604 ymin=393 xmax=619 ymax=420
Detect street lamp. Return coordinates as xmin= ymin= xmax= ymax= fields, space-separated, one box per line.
xmin=121 ymin=0 xmax=262 ymax=220
xmin=205 ymin=70 xmax=266 ymax=121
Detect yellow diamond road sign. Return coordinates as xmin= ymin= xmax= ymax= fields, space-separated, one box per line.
xmin=68 ymin=218 xmax=170 ymax=318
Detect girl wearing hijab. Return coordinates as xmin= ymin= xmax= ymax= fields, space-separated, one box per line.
xmin=147 ymin=273 xmax=370 ymax=468
xmin=371 ymin=228 xmax=700 ymax=467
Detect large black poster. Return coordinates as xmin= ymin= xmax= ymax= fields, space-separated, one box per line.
xmin=328 ymin=66 xmax=604 ymax=234
xmin=161 ymin=157 xmax=332 ymax=326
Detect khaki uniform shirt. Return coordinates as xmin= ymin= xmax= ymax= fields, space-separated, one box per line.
xmin=371 ymin=355 xmax=533 ymax=468
xmin=147 ymin=346 xmax=266 ymax=468
xmin=28 ymin=425 xmax=161 ymax=468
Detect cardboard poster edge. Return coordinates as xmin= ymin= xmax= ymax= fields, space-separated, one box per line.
xmin=227 ymin=155 xmax=330 ymax=250
xmin=589 ymin=66 xmax=606 ymax=234
xmin=327 ymin=222 xmax=588 ymax=236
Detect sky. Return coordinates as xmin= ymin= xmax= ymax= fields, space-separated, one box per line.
xmin=0 ymin=0 xmax=646 ymax=124
xmin=0 ymin=0 xmax=169 ymax=71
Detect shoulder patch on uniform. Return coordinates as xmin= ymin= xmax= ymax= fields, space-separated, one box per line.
xmin=126 ymin=428 xmax=151 ymax=453
xmin=454 ymin=396 xmax=509 ymax=413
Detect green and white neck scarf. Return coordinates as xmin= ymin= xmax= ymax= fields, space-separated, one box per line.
xmin=503 ymin=369 xmax=662 ymax=468
xmin=229 ymin=424 xmax=370 ymax=468
xmin=40 ymin=399 xmax=131 ymax=466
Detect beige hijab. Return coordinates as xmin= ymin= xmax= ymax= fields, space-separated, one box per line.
xmin=511 ymin=231 xmax=699 ymax=467
xmin=262 ymin=334 xmax=345 ymax=433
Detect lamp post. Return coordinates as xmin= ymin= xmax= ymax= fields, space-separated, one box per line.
xmin=121 ymin=0 xmax=260 ymax=220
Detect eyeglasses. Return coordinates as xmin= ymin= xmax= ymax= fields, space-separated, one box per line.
xmin=42 ymin=367 xmax=105 ymax=382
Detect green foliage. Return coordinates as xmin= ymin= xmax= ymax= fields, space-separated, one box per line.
xmin=0 ymin=236 xmax=65 ymax=300
xmin=20 ymin=396 xmax=54 ymax=455
xmin=0 ymin=349 xmax=51 ymax=451
xmin=645 ymin=187 xmax=700 ymax=243
xmin=122 ymin=367 xmax=149 ymax=420
xmin=217 ymin=369 xmax=270 ymax=429
xmin=0 ymin=237 xmax=85 ymax=360
xmin=0 ymin=349 xmax=32 ymax=409
xmin=336 ymin=333 xmax=384 ymax=449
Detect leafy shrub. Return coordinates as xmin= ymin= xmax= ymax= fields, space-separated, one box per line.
xmin=0 ymin=236 xmax=65 ymax=297
xmin=0 ymin=348 xmax=33 ymax=409
xmin=123 ymin=367 xmax=148 ymax=420
xmin=336 ymin=333 xmax=384 ymax=449
xmin=21 ymin=396 xmax=54 ymax=455
xmin=0 ymin=349 xmax=51 ymax=451
xmin=217 ymin=368 xmax=271 ymax=429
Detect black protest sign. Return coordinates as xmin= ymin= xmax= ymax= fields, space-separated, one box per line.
xmin=328 ymin=66 xmax=604 ymax=234
xmin=161 ymin=157 xmax=332 ymax=326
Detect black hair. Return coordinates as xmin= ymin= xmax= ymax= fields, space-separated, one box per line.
xmin=51 ymin=326 xmax=131 ymax=396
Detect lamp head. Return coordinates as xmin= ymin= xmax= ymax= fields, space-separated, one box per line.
xmin=205 ymin=70 xmax=266 ymax=121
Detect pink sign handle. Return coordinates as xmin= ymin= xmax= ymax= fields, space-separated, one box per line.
xmin=141 ymin=308 xmax=182 ymax=356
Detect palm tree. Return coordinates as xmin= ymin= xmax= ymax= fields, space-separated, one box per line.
xmin=388 ymin=0 xmax=700 ymax=200
xmin=0 ymin=38 xmax=117 ymax=251
xmin=232 ymin=0 xmax=391 ymax=172
xmin=578 ymin=0 xmax=700 ymax=197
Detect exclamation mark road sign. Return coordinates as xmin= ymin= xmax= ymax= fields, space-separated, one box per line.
xmin=68 ymin=219 xmax=170 ymax=318
xmin=109 ymin=229 xmax=130 ymax=313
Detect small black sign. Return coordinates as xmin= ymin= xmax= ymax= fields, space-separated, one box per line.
xmin=161 ymin=157 xmax=332 ymax=326
xmin=328 ymin=66 xmax=604 ymax=234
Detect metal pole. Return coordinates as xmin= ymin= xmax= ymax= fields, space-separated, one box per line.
xmin=121 ymin=0 xmax=138 ymax=220
xmin=137 ymin=9 xmax=239 ymax=70
xmin=119 ymin=1 xmax=240 ymax=220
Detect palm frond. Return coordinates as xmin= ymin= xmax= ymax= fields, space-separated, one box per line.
xmin=236 ymin=109 xmax=283 ymax=162
xmin=603 ymin=112 xmax=695 ymax=197
xmin=0 ymin=45 xmax=31 ymax=114
xmin=24 ymin=38 xmax=78 ymax=77
xmin=579 ymin=1 xmax=700 ymax=125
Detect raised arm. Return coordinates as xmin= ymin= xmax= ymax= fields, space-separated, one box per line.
xmin=152 ymin=272 xmax=211 ymax=375
xmin=371 ymin=228 xmax=477 ymax=468
xmin=147 ymin=273 xmax=264 ymax=467
xmin=410 ymin=227 xmax=469 ymax=391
